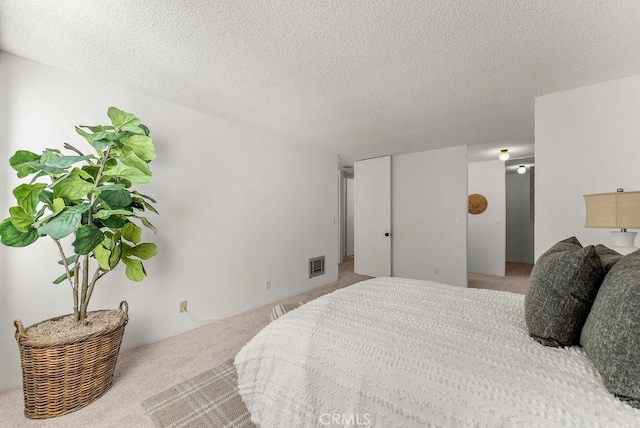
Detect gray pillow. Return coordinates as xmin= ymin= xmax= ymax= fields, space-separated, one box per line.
xmin=594 ymin=244 xmax=623 ymax=273
xmin=524 ymin=237 xmax=605 ymax=346
xmin=581 ymin=250 xmax=640 ymax=409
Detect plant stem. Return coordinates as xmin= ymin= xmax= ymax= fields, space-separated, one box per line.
xmin=87 ymin=145 xmax=112 ymax=225
xmin=51 ymin=237 xmax=73 ymax=289
xmin=78 ymin=145 xmax=113 ymax=321
xmin=82 ymin=266 xmax=102 ymax=315
xmin=52 ymin=237 xmax=79 ymax=319
xmin=73 ymin=261 xmax=80 ymax=320
xmin=80 ymin=255 xmax=90 ymax=319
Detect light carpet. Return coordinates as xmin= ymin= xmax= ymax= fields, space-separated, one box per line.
xmin=142 ymin=360 xmax=252 ymax=428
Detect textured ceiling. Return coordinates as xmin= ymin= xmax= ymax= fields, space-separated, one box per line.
xmin=1 ymin=1 xmax=640 ymax=163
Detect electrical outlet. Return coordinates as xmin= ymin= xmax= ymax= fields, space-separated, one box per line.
xmin=179 ymin=301 xmax=188 ymax=313
xmin=265 ymin=280 xmax=271 ymax=290
xmin=434 ymin=268 xmax=440 ymax=275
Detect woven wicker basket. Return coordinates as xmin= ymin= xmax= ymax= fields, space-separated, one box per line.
xmin=14 ymin=301 xmax=129 ymax=419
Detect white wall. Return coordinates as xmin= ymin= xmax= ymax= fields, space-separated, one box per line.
xmin=535 ymin=74 xmax=640 ymax=259
xmin=0 ymin=53 xmax=339 ymax=390
xmin=0 ymin=53 xmax=9 ymax=382
xmin=467 ymin=161 xmax=506 ymax=276
xmin=506 ymin=172 xmax=534 ymax=263
xmin=392 ymin=146 xmax=468 ymax=287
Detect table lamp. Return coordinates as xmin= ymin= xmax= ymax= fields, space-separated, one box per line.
xmin=584 ymin=188 xmax=640 ymax=255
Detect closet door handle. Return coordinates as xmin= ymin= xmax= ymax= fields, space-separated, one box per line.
xmin=384 ymin=232 xmax=390 ymax=237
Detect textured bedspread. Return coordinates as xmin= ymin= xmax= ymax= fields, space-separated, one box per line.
xmin=235 ymin=277 xmax=640 ymax=427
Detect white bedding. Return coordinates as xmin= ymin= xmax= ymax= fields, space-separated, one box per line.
xmin=235 ymin=277 xmax=640 ymax=427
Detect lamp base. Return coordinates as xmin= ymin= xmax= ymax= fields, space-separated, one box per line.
xmin=611 ymin=231 xmax=638 ymax=255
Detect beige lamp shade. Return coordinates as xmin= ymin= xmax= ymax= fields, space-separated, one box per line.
xmin=584 ymin=190 xmax=640 ymax=229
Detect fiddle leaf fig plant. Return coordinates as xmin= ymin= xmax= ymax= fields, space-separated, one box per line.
xmin=0 ymin=107 xmax=158 ymax=321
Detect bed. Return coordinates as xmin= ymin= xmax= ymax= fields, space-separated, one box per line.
xmin=234 ymin=277 xmax=640 ymax=427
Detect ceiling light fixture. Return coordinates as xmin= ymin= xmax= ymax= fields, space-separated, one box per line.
xmin=517 ymin=165 xmax=526 ymax=174
xmin=498 ymin=149 xmax=510 ymax=161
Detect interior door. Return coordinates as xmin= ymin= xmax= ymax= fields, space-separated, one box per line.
xmin=355 ymin=156 xmax=391 ymax=277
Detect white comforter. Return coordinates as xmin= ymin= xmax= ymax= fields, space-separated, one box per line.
xmin=235 ymin=277 xmax=640 ymax=427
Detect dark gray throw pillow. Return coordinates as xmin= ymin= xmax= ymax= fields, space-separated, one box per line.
xmin=524 ymin=237 xmax=605 ymax=347
xmin=581 ymin=250 xmax=640 ymax=409
xmin=594 ymin=244 xmax=623 ymax=273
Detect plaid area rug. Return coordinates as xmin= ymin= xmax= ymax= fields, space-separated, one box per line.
xmin=142 ymin=359 xmax=255 ymax=428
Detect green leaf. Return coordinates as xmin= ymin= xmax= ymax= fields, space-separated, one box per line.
xmin=92 ymin=130 xmax=122 ymax=141
xmin=84 ymin=125 xmax=114 ymax=133
xmin=9 ymin=206 xmax=34 ymax=232
xmin=132 ymin=190 xmax=157 ymax=203
xmin=37 ymin=208 xmax=82 ymax=239
xmin=121 ymin=222 xmax=142 ymax=244
xmin=0 ymin=218 xmax=39 ymax=247
xmin=92 ymin=132 xmax=123 ymax=151
xmin=139 ymin=124 xmax=150 ymax=136
xmin=93 ymin=244 xmax=111 ymax=270
xmin=53 ymin=168 xmax=94 ymax=201
xmin=40 ymin=148 xmax=61 ymax=161
xmin=76 ymin=126 xmax=112 ymax=151
xmin=109 ymin=244 xmax=122 ymax=268
xmin=102 ymin=164 xmax=151 ymax=184
xmin=139 ymin=216 xmax=157 ymax=233
xmin=122 ymin=257 xmax=146 ymax=281
xmin=42 ymin=154 xmax=93 ymax=169
xmin=82 ymin=165 xmax=102 ymax=181
xmin=13 ymin=183 xmax=47 ymax=216
xmin=73 ymin=203 xmax=92 ymax=214
xmin=93 ymin=209 xmax=135 ymax=219
xmin=58 ymin=254 xmax=78 ymax=265
xmin=91 ymin=183 xmax=125 ymax=193
xmin=38 ymin=190 xmax=54 ymax=205
xmin=51 ymin=198 xmax=65 ymax=213
xmin=119 ymin=135 xmax=156 ymax=161
xmin=130 ymin=197 xmax=158 ymax=214
xmin=107 ymin=107 xmax=144 ymax=133
xmin=99 ymin=188 xmax=132 ymax=209
xmin=48 ymin=170 xmax=72 ymax=188
xmin=9 ymin=150 xmax=41 ymax=178
xmin=75 ymin=126 xmax=95 ymax=145
xmin=100 ymin=215 xmax=127 ymax=229
xmin=72 ymin=224 xmax=105 ymax=255
xmin=25 ymin=149 xmax=68 ymax=174
xmin=34 ymin=206 xmax=46 ymax=220
xmin=25 ymin=161 xmax=68 ymax=175
xmin=128 ymin=242 xmax=157 ymax=260
xmin=53 ymin=270 xmax=75 ymax=285
xmin=118 ymin=148 xmax=152 ymax=176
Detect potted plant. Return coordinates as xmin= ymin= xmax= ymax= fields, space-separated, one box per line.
xmin=0 ymin=107 xmax=158 ymax=419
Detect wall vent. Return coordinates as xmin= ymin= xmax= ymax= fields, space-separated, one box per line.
xmin=309 ymin=256 xmax=325 ymax=278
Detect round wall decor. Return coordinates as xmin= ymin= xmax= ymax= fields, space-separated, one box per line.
xmin=468 ymin=193 xmax=488 ymax=215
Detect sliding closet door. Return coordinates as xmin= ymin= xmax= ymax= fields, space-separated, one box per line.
xmin=354 ymin=156 xmax=391 ymax=277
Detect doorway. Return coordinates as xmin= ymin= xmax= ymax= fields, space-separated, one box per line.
xmin=505 ymin=160 xmax=535 ymax=265
xmin=345 ymin=178 xmax=354 ymax=257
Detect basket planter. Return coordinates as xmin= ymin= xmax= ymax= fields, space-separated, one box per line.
xmin=13 ymin=301 xmax=129 ymax=419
